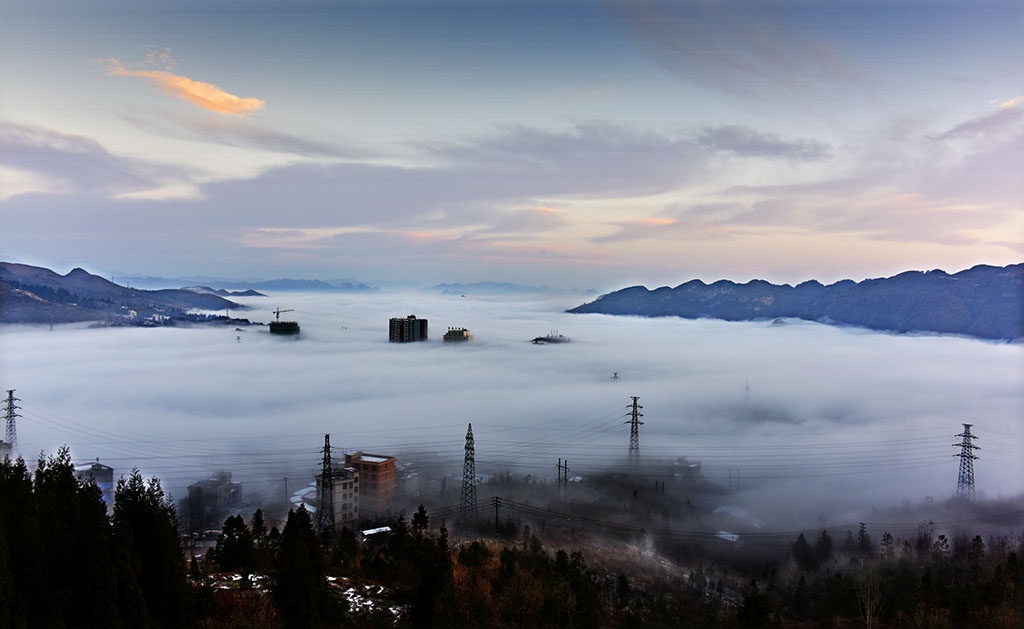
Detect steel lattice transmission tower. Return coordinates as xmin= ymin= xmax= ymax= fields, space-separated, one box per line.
xmin=3 ymin=390 xmax=19 ymax=456
xmin=953 ymin=423 xmax=980 ymax=500
xmin=460 ymin=423 xmax=477 ymax=520
xmin=625 ymin=396 xmax=643 ymax=465
xmin=317 ymin=434 xmax=335 ymax=534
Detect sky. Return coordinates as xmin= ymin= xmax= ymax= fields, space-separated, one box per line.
xmin=1 ymin=0 xmax=1022 ymax=289
xmin=2 ymin=291 xmax=1022 ymax=529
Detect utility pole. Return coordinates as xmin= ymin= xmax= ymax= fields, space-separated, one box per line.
xmin=953 ymin=424 xmax=980 ymax=500
xmin=3 ymin=390 xmax=19 ymax=457
xmin=317 ymin=434 xmax=335 ymax=534
xmin=461 ymin=423 xmax=477 ymax=521
xmin=625 ymin=396 xmax=643 ymax=466
xmin=557 ymin=458 xmax=569 ymax=498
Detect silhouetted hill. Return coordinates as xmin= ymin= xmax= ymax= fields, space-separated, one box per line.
xmin=568 ymin=264 xmax=1024 ymax=341
xmin=0 ymin=263 xmax=246 ymax=324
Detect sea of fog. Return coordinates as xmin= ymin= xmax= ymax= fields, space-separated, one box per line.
xmin=1 ymin=291 xmax=1022 ymax=527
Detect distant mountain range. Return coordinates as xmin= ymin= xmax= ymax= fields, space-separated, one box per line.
xmin=117 ymin=274 xmax=378 ymax=292
xmin=0 ymin=263 xmax=248 ymax=324
xmin=435 ymin=281 xmax=555 ymax=296
xmin=434 ymin=282 xmax=597 ymax=296
xmin=568 ymin=264 xmax=1024 ymax=341
xmin=181 ymin=286 xmax=266 ymax=297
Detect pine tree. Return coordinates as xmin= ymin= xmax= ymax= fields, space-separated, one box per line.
xmin=274 ymin=506 xmax=328 ymax=627
xmin=814 ymin=530 xmax=834 ymax=568
xmin=216 ymin=514 xmax=255 ymax=573
xmin=113 ymin=469 xmax=189 ymax=627
xmin=792 ymin=533 xmax=817 ymax=571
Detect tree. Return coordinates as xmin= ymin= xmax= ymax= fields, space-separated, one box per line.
xmin=737 ymin=579 xmax=774 ymax=627
xmin=215 ymin=514 xmax=255 ymax=574
xmin=968 ymin=535 xmax=985 ymax=569
xmin=916 ymin=520 xmax=935 ymax=560
xmin=856 ymin=567 xmax=883 ymax=628
xmin=274 ymin=506 xmax=328 ymax=627
xmin=791 ymin=533 xmax=818 ymax=571
xmin=113 ymin=468 xmax=190 ymax=628
xmin=411 ymin=504 xmax=429 ymax=536
xmin=616 ymin=573 xmax=631 ymax=609
xmin=857 ymin=523 xmax=873 ymax=557
xmin=880 ymin=532 xmax=895 ymax=560
xmin=814 ymin=530 xmax=834 ymax=569
xmin=33 ymin=447 xmax=121 ymax=626
xmin=932 ymin=535 xmax=951 ymax=561
xmin=842 ymin=530 xmax=857 ymax=554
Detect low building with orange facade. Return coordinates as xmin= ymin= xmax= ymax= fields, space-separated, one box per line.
xmin=344 ymin=452 xmax=397 ymax=515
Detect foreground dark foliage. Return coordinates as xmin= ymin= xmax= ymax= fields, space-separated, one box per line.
xmin=3 ymin=453 xmax=1022 ymax=627
xmin=0 ymin=449 xmax=189 ymax=628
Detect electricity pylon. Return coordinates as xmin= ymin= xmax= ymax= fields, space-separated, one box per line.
xmin=460 ymin=423 xmax=477 ymax=520
xmin=625 ymin=396 xmax=643 ymax=465
xmin=953 ymin=423 xmax=980 ymax=500
xmin=317 ymin=434 xmax=335 ymax=534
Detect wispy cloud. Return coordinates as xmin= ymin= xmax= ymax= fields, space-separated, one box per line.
xmin=696 ymin=125 xmax=831 ymax=161
xmin=121 ymin=110 xmax=360 ymax=158
xmin=999 ymin=96 xmax=1024 ymax=109
xmin=933 ymin=106 xmax=1024 ymax=142
xmin=143 ymin=46 xmax=178 ymax=71
xmin=106 ymin=58 xmax=264 ymax=116
xmin=0 ymin=122 xmax=201 ymax=200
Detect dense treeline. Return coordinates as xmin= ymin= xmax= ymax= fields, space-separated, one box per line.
xmin=2 ymin=451 xmax=1022 ymax=627
xmin=0 ymin=449 xmax=188 ymax=627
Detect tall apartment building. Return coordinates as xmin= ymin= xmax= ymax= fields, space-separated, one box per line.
xmin=344 ymin=452 xmax=397 ymax=514
xmin=316 ymin=466 xmax=360 ymax=527
xmin=389 ymin=315 xmax=428 ymax=342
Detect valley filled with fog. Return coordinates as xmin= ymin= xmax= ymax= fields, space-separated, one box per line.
xmin=2 ymin=291 xmax=1021 ymax=530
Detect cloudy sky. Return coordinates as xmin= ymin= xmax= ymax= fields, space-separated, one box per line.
xmin=1 ymin=0 xmax=1021 ymax=288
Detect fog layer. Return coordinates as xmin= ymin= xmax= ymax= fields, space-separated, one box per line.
xmin=1 ymin=291 xmax=1021 ymax=527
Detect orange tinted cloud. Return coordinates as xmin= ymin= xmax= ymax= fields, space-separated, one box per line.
xmin=999 ymin=96 xmax=1024 ymax=109
xmin=533 ymin=205 xmax=558 ymax=213
xmin=107 ymin=59 xmax=264 ymax=115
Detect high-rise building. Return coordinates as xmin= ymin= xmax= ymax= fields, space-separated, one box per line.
xmin=316 ymin=466 xmax=360 ymax=527
xmin=344 ymin=452 xmax=397 ymax=514
xmin=389 ymin=315 xmax=428 ymax=342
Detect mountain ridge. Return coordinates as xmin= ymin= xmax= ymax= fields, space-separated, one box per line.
xmin=568 ymin=264 xmax=1024 ymax=341
xmin=0 ymin=263 xmax=248 ymax=324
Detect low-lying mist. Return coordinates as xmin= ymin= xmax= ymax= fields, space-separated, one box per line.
xmin=2 ymin=290 xmax=1021 ymax=533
